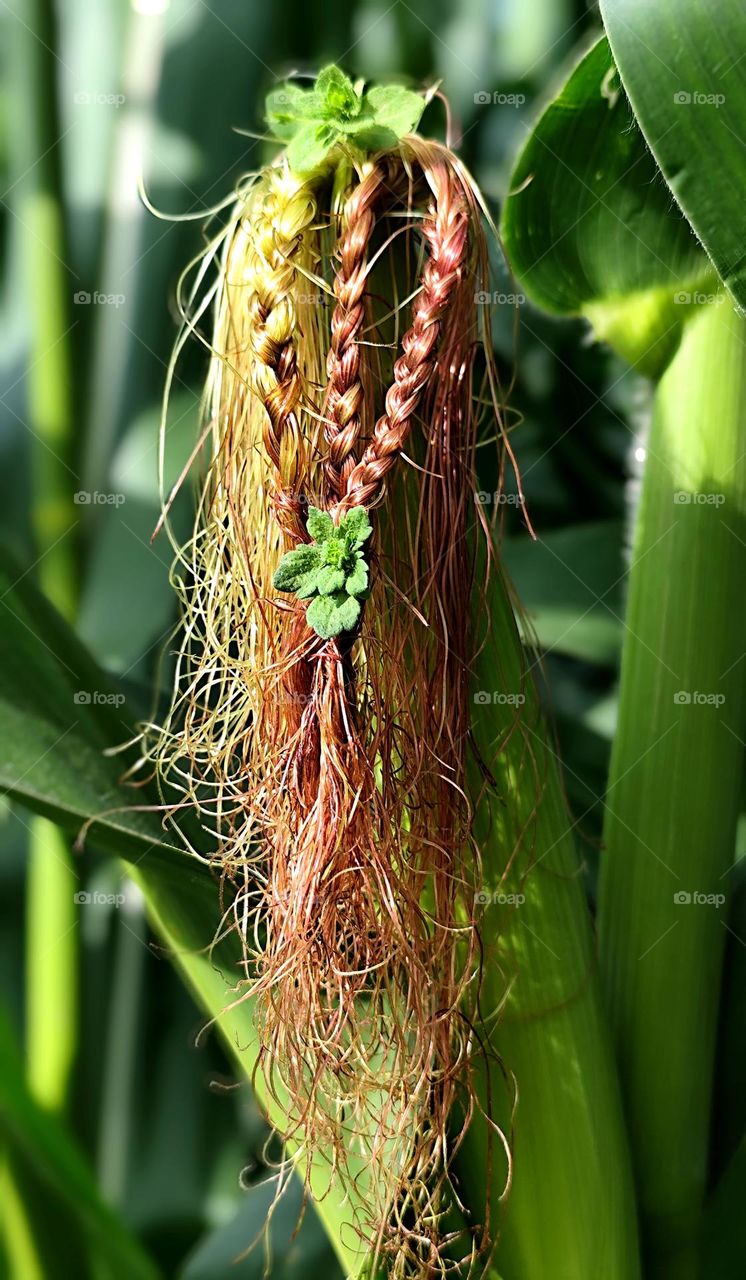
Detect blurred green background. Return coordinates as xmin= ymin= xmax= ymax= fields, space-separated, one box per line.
xmin=0 ymin=0 xmax=646 ymax=1275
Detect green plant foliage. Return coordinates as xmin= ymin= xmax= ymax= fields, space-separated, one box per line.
xmin=503 ymin=18 xmax=746 ymax=1274
xmin=504 ymin=519 xmax=624 ymax=664
xmin=703 ymin=1138 xmax=746 ymax=1279
xmin=181 ymin=1176 xmax=341 ymax=1280
xmin=273 ymin=505 xmax=372 ymax=638
xmin=598 ymin=297 xmax=746 ymax=1275
xmin=461 ymin=560 xmax=641 ymax=1279
xmin=602 ymin=0 xmax=746 ymax=313
xmin=0 ymin=549 xmax=177 ymax=861
xmin=502 ymin=37 xmax=712 ymax=375
xmin=0 ymin=1006 xmax=159 ymax=1280
xmin=7 ymin=0 xmax=746 ymax=1273
xmin=266 ymin=65 xmax=425 ymax=173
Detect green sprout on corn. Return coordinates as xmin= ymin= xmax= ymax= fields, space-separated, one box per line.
xmin=272 ymin=505 xmax=372 ymax=639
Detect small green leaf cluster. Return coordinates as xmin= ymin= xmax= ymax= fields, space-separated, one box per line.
xmin=265 ymin=65 xmax=425 ymax=176
xmin=272 ymin=505 xmax=372 ymax=639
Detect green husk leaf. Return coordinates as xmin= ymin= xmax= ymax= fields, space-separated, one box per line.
xmin=460 ymin=554 xmax=641 ymax=1279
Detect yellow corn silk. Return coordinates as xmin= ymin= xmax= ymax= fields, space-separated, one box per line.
xmin=152 ymin=162 xmax=324 ymax=860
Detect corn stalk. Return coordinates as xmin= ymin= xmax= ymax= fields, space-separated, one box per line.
xmin=598 ymin=296 xmax=746 ymax=1276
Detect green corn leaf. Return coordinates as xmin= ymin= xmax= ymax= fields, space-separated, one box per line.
xmin=0 ymin=548 xmax=182 ymax=862
xmin=503 ymin=520 xmax=624 ymax=665
xmin=14 ymin=0 xmax=82 ymax=1127
xmin=703 ymin=1138 xmax=746 ymax=1279
xmin=601 ymin=0 xmax=746 ymax=313
xmin=501 ymin=37 xmax=712 ymax=375
xmin=182 ymin=1175 xmax=341 ymax=1280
